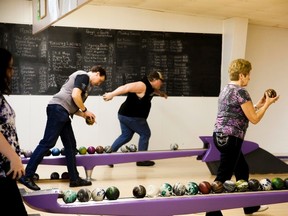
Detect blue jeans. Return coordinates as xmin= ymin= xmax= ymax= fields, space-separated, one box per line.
xmin=25 ymin=104 xmax=79 ymax=181
xmin=111 ymin=114 xmax=151 ymax=152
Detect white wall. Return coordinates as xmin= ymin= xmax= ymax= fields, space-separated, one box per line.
xmin=245 ymin=25 xmax=288 ymax=154
xmin=1 ymin=1 xmax=287 ymax=154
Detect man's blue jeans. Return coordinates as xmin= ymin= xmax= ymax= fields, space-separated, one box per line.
xmin=25 ymin=104 xmax=79 ymax=181
xmin=111 ymin=114 xmax=151 ymax=152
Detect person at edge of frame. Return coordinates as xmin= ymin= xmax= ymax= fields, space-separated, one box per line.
xmin=0 ymin=47 xmax=28 ymax=215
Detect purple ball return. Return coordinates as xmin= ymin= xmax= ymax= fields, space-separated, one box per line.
xmin=21 ymin=188 xmax=288 ymax=216
xmin=22 ymin=136 xmax=288 ymax=180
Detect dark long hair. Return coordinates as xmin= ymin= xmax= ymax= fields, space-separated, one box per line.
xmin=0 ymin=48 xmax=13 ymax=95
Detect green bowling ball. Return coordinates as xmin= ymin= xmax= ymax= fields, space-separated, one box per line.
xmin=271 ymin=177 xmax=285 ymax=190
xmin=63 ymin=190 xmax=77 ymax=203
xmin=186 ymin=181 xmax=199 ymax=195
xmin=106 ymin=186 xmax=120 ymax=200
xmin=159 ymin=183 xmax=173 ymax=197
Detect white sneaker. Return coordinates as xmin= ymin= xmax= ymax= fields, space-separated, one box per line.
xmin=257 ymin=205 xmax=269 ymax=212
xmin=246 ymin=205 xmax=269 ymax=215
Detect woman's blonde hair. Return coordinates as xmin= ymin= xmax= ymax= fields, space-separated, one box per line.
xmin=229 ymin=59 xmax=252 ymax=81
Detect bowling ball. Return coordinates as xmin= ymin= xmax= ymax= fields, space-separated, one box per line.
xmin=121 ymin=145 xmax=129 ymax=153
xmin=170 ymin=143 xmax=179 ymax=150
xmin=264 ymin=88 xmax=277 ymax=98
xmin=186 ymin=181 xmax=199 ymax=195
xmin=284 ymin=178 xmax=288 ymax=189
xmin=32 ymin=173 xmax=39 ymax=181
xmin=95 ymin=145 xmax=104 ymax=154
xmin=87 ymin=146 xmax=96 ymax=154
xmin=44 ymin=149 xmax=51 ymax=156
xmin=260 ymin=178 xmax=272 ymax=191
xmin=104 ymin=145 xmax=112 ymax=153
xmin=91 ymin=187 xmax=106 ymax=201
xmin=78 ymin=146 xmax=87 ymax=155
xmin=223 ymin=180 xmax=236 ymax=192
xmin=77 ymin=188 xmax=92 ymax=202
xmin=248 ymin=179 xmax=261 ymax=191
xmin=211 ymin=181 xmax=224 ymax=193
xmin=235 ymin=179 xmax=249 ymax=192
xmin=61 ymin=171 xmax=69 ymax=180
xmin=133 ymin=185 xmax=146 ymax=198
xmin=50 ymin=172 xmax=60 ymax=180
xmin=128 ymin=144 xmax=137 ymax=152
xmin=198 ymin=181 xmax=211 ymax=194
xmin=271 ymin=177 xmax=285 ymax=190
xmin=63 ymin=190 xmax=77 ymax=203
xmin=85 ymin=116 xmax=95 ymax=125
xmin=146 ymin=184 xmax=160 ymax=198
xmin=159 ymin=183 xmax=173 ymax=197
xmin=105 ymin=186 xmax=120 ymax=200
xmin=60 ymin=148 xmax=65 ymax=155
xmin=51 ymin=147 xmax=61 ymax=156
xmin=23 ymin=150 xmax=33 ymax=158
xmin=173 ymin=182 xmax=186 ymax=196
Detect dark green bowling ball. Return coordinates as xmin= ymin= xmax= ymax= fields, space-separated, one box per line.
xmin=106 ymin=186 xmax=120 ymax=200
xmin=271 ymin=177 xmax=285 ymax=190
xmin=186 ymin=182 xmax=199 ymax=195
xmin=133 ymin=185 xmax=146 ymax=198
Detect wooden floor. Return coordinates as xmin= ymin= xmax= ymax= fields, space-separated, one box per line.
xmin=21 ymin=157 xmax=288 ymax=216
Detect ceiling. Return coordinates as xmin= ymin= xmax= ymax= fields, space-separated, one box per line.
xmin=88 ymin=0 xmax=288 ymax=29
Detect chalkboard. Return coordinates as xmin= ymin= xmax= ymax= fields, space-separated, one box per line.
xmin=0 ymin=23 xmax=222 ymax=96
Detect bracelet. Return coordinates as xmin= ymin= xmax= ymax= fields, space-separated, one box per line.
xmin=82 ymin=107 xmax=87 ymax=113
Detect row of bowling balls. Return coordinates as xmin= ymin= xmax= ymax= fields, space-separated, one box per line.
xmin=198 ymin=177 xmax=288 ymax=194
xmin=22 ymin=142 xmax=179 ymax=158
xmin=62 ymin=183 xmax=173 ymax=204
xmin=62 ymin=186 xmax=120 ymax=203
xmin=31 ymin=172 xmax=70 ymax=180
xmin=21 ymin=143 xmax=139 ymax=158
xmin=60 ymin=177 xmax=288 ymax=205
